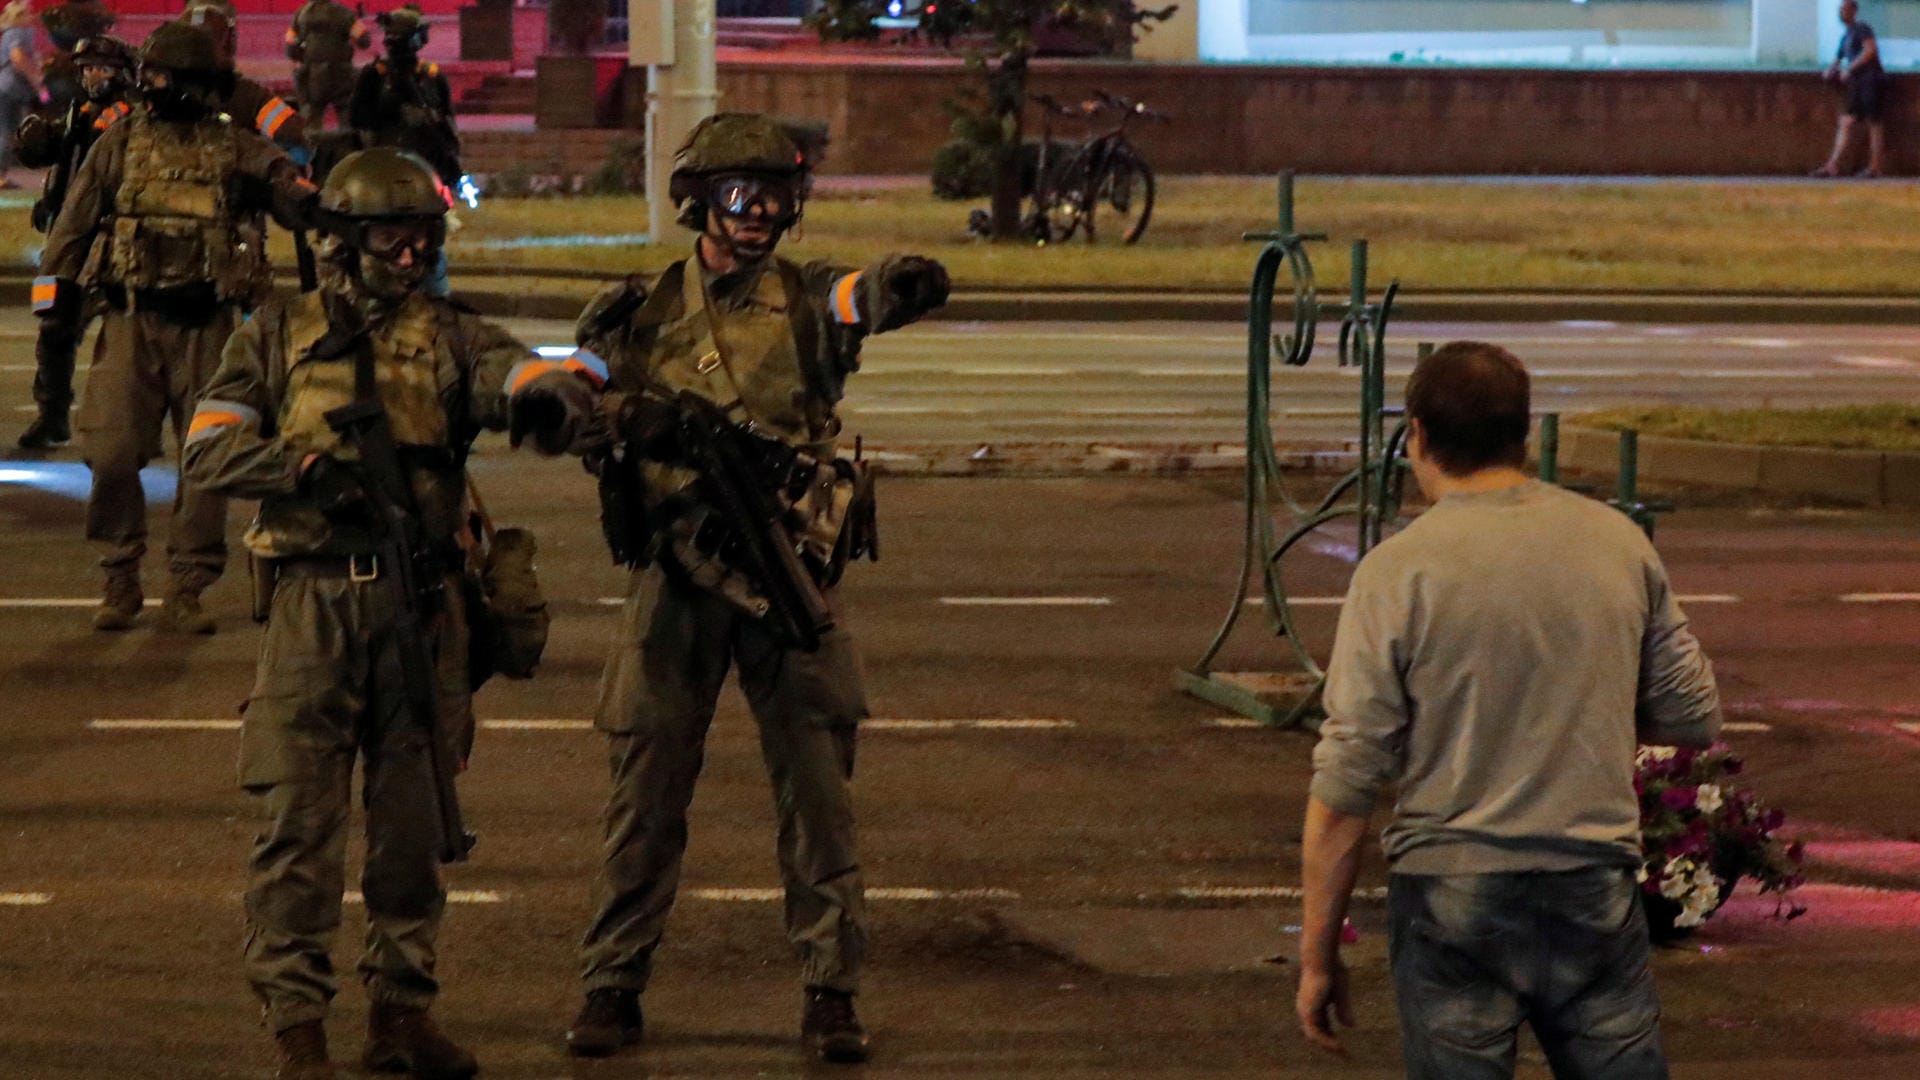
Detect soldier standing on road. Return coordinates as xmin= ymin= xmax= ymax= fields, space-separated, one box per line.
xmin=562 ymin=113 xmax=950 ymax=1065
xmin=38 ymin=0 xmax=114 ymax=108
xmin=181 ymin=2 xmax=314 ymax=168
xmin=14 ymin=33 xmax=133 ymax=451
xmin=183 ymin=146 xmax=601 ymax=1080
xmin=37 ymin=23 xmax=318 ymax=634
xmin=287 ymin=0 xmax=372 ymax=130
xmin=350 ymin=5 xmax=459 ymax=187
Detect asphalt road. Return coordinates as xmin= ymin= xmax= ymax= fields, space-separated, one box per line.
xmin=5 ymin=315 xmax=1919 ymax=450
xmin=3 ymin=450 xmax=1920 ymax=1077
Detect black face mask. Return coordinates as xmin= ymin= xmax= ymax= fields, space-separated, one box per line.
xmin=145 ymin=83 xmax=210 ymax=123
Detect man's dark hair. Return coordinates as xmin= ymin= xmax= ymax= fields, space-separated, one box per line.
xmin=1405 ymin=341 xmax=1531 ymax=476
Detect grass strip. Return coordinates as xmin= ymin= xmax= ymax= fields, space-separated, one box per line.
xmin=1568 ymin=405 xmax=1920 ymax=452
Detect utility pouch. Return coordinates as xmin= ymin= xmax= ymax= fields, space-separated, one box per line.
xmin=249 ymin=553 xmax=277 ymax=624
xmin=462 ymin=477 xmax=550 ymax=689
xmin=592 ymin=446 xmax=654 ymax=569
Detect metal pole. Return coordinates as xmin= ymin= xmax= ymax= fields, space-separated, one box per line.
xmin=1350 ymin=240 xmax=1373 ymax=556
xmin=1618 ymin=428 xmax=1639 ymax=509
xmin=1540 ymin=414 xmax=1560 ymax=485
xmin=643 ymin=0 xmax=719 ymax=244
xmin=1279 ymin=170 xmax=1294 ymax=235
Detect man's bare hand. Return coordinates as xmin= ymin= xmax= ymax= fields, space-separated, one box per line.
xmin=1296 ymin=958 xmax=1355 ymax=1055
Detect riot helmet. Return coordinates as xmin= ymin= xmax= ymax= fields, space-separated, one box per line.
xmin=139 ymin=21 xmax=233 ymax=122
xmin=73 ymin=34 xmax=136 ymax=102
xmin=179 ymin=2 xmax=238 ymax=67
xmin=378 ymin=5 xmax=429 ymax=61
xmin=669 ymin=113 xmax=810 ymax=261
xmin=318 ymin=147 xmax=450 ymax=299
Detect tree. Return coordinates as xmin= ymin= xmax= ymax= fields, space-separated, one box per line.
xmin=809 ymin=0 xmax=1173 ymax=240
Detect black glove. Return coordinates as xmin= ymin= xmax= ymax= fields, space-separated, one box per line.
xmin=300 ymin=455 xmax=367 ymax=520
xmin=510 ymin=372 xmax=596 ymax=456
xmin=879 ymin=256 xmax=951 ymax=331
xmin=614 ymin=392 xmax=682 ymax=460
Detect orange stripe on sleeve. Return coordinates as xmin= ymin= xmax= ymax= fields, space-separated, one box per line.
xmin=833 ymin=272 xmax=863 ymax=325
xmin=186 ymin=411 xmax=245 ymax=438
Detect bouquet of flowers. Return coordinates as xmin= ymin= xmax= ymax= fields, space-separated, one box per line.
xmin=1634 ymin=742 xmax=1806 ymax=938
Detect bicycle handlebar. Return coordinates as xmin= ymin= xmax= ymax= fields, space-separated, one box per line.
xmin=1093 ymin=89 xmax=1171 ymax=123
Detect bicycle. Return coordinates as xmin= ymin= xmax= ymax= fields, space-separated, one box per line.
xmin=1026 ymin=90 xmax=1166 ymax=245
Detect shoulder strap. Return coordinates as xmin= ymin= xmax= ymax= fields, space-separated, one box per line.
xmin=775 ymin=258 xmax=831 ymax=404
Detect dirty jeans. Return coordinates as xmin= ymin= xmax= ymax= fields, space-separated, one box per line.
xmin=1388 ymin=867 xmax=1670 ymax=1080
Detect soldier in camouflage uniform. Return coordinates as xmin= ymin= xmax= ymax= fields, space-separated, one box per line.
xmin=38 ymin=0 xmax=114 ymax=108
xmin=287 ymin=0 xmax=371 ymax=130
xmin=349 ymin=6 xmax=459 ymax=187
xmin=183 ymin=147 xmax=599 ymax=1080
xmin=38 ymin=23 xmax=318 ymax=634
xmin=563 ymin=113 xmax=950 ymax=1065
xmin=15 ymin=33 xmax=134 ymax=450
xmin=181 ymin=2 xmax=313 ymax=168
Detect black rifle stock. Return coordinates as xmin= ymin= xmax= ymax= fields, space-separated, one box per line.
xmin=671 ymin=391 xmax=834 ymax=652
xmin=324 ymin=331 xmax=474 ymax=864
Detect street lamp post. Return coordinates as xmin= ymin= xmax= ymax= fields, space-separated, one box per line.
xmin=632 ymin=0 xmax=720 ymax=243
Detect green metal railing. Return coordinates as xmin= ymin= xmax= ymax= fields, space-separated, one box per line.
xmin=1174 ymin=173 xmax=1405 ymax=731
xmin=1175 ymin=172 xmax=1670 ymax=732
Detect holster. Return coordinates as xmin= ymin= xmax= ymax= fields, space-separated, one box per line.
xmin=249 ymin=553 xmax=277 ymax=624
xmin=591 ymin=447 xmax=654 ymax=569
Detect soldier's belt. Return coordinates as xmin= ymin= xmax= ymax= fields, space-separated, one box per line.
xmin=274 ymin=553 xmax=387 ymax=581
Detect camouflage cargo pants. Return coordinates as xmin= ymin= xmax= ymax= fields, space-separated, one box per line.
xmin=77 ymin=305 xmax=235 ymax=592
xmin=580 ymin=564 xmax=870 ymax=995
xmin=241 ymin=567 xmax=474 ymax=1033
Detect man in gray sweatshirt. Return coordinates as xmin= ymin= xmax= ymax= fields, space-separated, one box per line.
xmin=1295 ymin=341 xmax=1720 ymax=1079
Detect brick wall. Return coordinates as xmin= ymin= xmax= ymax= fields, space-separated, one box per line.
xmin=700 ymin=59 xmax=1916 ymax=176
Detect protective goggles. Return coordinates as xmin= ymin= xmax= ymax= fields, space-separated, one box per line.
xmin=358 ymin=218 xmax=446 ymax=261
xmin=708 ymin=174 xmax=799 ymax=222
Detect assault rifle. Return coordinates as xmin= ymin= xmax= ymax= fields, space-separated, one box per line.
xmin=323 ymin=313 xmax=474 ymax=864
xmin=670 ymin=391 xmax=835 ymax=653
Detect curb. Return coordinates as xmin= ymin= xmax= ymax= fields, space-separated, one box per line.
xmin=1559 ymin=427 xmax=1920 ymax=509
xmin=7 ymin=276 xmax=1920 ymax=324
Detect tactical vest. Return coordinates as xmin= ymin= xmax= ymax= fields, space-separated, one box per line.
xmin=104 ymin=117 xmax=265 ymax=300
xmin=296 ymin=1 xmax=358 ymax=66
xmin=246 ymin=290 xmax=472 ymax=557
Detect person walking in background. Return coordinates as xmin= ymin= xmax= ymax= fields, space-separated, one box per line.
xmin=1294 ymin=341 xmax=1722 ymax=1078
xmin=0 ymin=0 xmax=44 ymax=189
xmin=1814 ymin=0 xmax=1888 ymax=178
xmin=288 ymin=0 xmax=373 ymax=129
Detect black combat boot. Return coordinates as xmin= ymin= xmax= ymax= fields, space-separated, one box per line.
xmin=16 ymin=411 xmax=70 ymax=450
xmin=566 ymin=988 xmax=642 ymax=1057
xmin=272 ymin=1020 xmax=337 ymax=1080
xmin=801 ymin=987 xmax=870 ymax=1065
xmin=92 ymin=570 xmax=142 ymax=632
xmin=361 ymin=1003 xmax=478 ymax=1079
xmin=157 ymin=586 xmax=216 ymax=635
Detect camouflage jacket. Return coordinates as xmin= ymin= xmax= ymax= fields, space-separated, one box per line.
xmin=182 ymin=287 xmax=547 ymax=559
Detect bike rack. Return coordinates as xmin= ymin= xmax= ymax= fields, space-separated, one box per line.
xmin=1176 ymin=173 xmax=1676 ymax=732
xmin=1173 ymin=172 xmax=1406 ymax=732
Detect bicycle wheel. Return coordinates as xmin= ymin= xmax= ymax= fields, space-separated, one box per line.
xmin=1095 ymin=152 xmax=1154 ymax=245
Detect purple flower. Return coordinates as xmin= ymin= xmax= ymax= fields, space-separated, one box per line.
xmin=1662 ymin=786 xmax=1699 ymax=811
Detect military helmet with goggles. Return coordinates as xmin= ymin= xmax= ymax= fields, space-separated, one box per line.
xmin=73 ymin=35 xmax=137 ymax=74
xmin=318 ymin=147 xmax=451 ymax=256
xmin=668 ymin=113 xmax=807 ymax=206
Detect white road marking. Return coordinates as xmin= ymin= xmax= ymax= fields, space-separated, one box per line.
xmin=0 ymin=893 xmax=54 ymax=906
xmin=1204 ymin=718 xmax=1266 ymax=729
xmin=344 ymin=891 xmax=503 ymax=905
xmin=0 ymin=598 xmax=162 ymax=608
xmin=485 ymin=719 xmax=592 ymax=731
xmin=846 ymin=406 xmax=983 ymax=416
xmin=1247 ymin=594 xmax=1735 ymax=608
xmin=1722 ymin=337 xmax=1796 ymax=349
xmin=1896 ymin=723 xmax=1920 ymax=736
xmin=688 ymin=886 xmax=1018 ymax=902
xmin=1176 ymin=885 xmax=1389 ymax=901
xmin=938 ymin=596 xmax=1113 ymax=607
xmin=1559 ymin=320 xmax=1618 ymax=329
xmin=89 ymin=719 xmax=240 ymax=731
xmin=868 ymin=365 xmax=1073 ymax=377
xmin=1133 ymin=367 xmax=1243 ymax=378
xmin=1641 ymin=327 xmax=1692 ymax=337
xmin=1722 ymin=721 xmax=1775 ymax=733
xmin=1832 ymin=355 xmax=1920 ymax=370
xmin=865 ymin=718 xmax=1075 ymax=731
xmin=1840 ymin=593 xmax=1920 ymax=603
xmin=1070 ymin=407 xmax=1206 ymax=417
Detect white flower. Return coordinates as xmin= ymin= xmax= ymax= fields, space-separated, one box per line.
xmin=1636 ymin=864 xmax=1650 ymax=884
xmin=1674 ymin=905 xmax=1708 ymax=928
xmin=1659 ymin=858 xmax=1696 ymax=899
xmin=1695 ymin=784 xmax=1724 ymax=814
xmin=1636 ymin=746 xmax=1678 ymax=767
